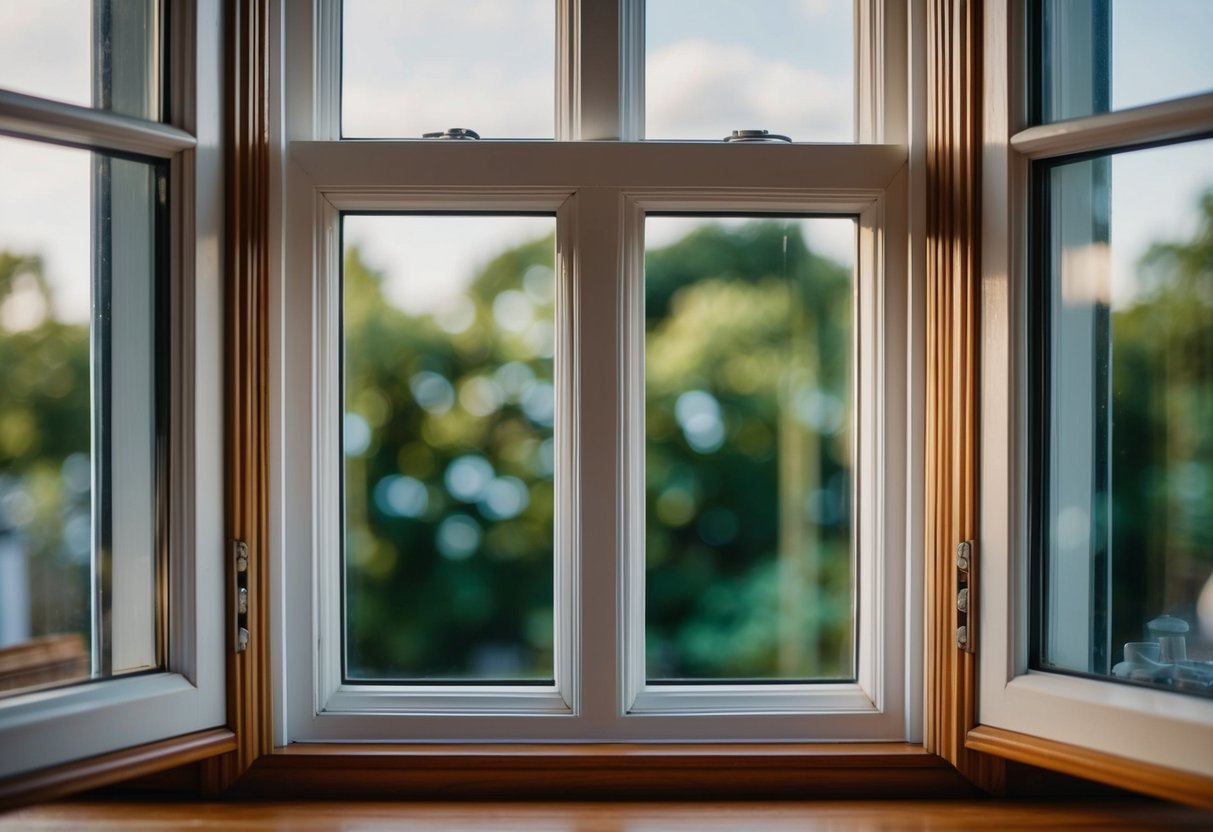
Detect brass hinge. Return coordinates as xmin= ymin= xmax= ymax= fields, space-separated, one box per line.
xmin=956 ymin=540 xmax=975 ymax=653
xmin=233 ymin=539 xmax=250 ymax=653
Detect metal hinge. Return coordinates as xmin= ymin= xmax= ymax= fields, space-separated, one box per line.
xmin=956 ymin=540 xmax=975 ymax=653
xmin=233 ymin=539 xmax=250 ymax=653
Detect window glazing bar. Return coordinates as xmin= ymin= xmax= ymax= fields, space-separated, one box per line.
xmin=0 ymin=90 xmax=196 ymax=158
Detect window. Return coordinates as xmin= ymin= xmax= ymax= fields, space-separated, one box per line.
xmin=979 ymin=0 xmax=1213 ymax=779
xmin=0 ymin=0 xmax=224 ymax=778
xmin=276 ymin=0 xmax=918 ymax=744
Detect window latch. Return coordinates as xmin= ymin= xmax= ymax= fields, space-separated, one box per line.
xmin=723 ymin=129 xmax=791 ymax=143
xmin=956 ymin=540 xmax=975 ymax=653
xmin=422 ymin=128 xmax=480 ymax=140
xmin=233 ymin=539 xmax=250 ymax=653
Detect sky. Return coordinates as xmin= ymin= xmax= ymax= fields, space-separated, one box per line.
xmin=0 ymin=0 xmax=1211 ymax=323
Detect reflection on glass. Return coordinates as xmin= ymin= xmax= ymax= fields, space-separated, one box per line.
xmin=0 ymin=136 xmax=161 ymax=698
xmin=644 ymin=217 xmax=855 ymax=681
xmin=1038 ymin=138 xmax=1213 ymax=698
xmin=646 ymin=0 xmax=853 ymax=141
xmin=343 ymin=215 xmax=556 ymax=681
xmin=342 ymin=0 xmax=555 ymax=138
xmin=0 ymin=0 xmax=162 ymax=120
xmin=1039 ymin=0 xmax=1213 ymax=123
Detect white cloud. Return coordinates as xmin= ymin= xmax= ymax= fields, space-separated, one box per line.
xmin=0 ymin=0 xmax=92 ymax=107
xmin=0 ymin=136 xmax=92 ymax=323
xmin=645 ymin=40 xmax=852 ymax=142
xmin=799 ymin=0 xmax=834 ymax=18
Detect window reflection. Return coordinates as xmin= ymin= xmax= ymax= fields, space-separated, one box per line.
xmin=1038 ymin=138 xmax=1213 ymax=698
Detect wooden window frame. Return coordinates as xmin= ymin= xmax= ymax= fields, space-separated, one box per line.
xmin=6 ymin=0 xmax=1212 ymax=810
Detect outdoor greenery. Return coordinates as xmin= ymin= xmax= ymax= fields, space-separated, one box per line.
xmin=342 ymin=218 xmax=856 ymax=681
xmin=1108 ymin=190 xmax=1213 ymax=660
xmin=2 ymin=188 xmax=1209 ymax=688
xmin=0 ymin=253 xmax=92 ymax=647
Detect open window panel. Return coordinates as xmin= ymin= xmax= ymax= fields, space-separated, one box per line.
xmin=0 ymin=0 xmax=227 ymax=794
xmin=973 ymin=0 xmax=1213 ymax=806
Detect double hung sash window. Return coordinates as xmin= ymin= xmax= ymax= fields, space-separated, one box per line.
xmin=0 ymin=0 xmax=224 ymax=777
xmin=278 ymin=0 xmax=919 ymax=742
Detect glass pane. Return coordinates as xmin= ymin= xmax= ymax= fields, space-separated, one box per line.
xmin=1038 ymin=0 xmax=1213 ymax=123
xmin=646 ymin=0 xmax=853 ymax=142
xmin=644 ymin=216 xmax=855 ymax=681
xmin=1037 ymin=138 xmax=1213 ymax=698
xmin=0 ymin=0 xmax=162 ymax=120
xmin=343 ymin=215 xmax=556 ymax=681
xmin=342 ymin=0 xmax=555 ymax=139
xmin=0 ymin=136 xmax=162 ymax=698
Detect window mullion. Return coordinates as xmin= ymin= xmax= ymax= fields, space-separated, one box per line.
xmin=568 ymin=186 xmax=626 ymax=728
xmin=561 ymin=0 xmax=632 ymax=141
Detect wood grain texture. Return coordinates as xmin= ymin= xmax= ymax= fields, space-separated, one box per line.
xmin=212 ymin=0 xmax=273 ymax=791
xmin=224 ymin=743 xmax=977 ymax=800
xmin=923 ymin=0 xmax=1005 ymax=792
xmin=0 ymin=729 xmax=235 ymax=811
xmin=968 ymin=726 xmax=1213 ymax=811
xmin=5 ymin=798 xmax=1212 ymax=831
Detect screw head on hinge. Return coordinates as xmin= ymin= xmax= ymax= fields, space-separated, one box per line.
xmin=956 ymin=540 xmax=972 ymax=572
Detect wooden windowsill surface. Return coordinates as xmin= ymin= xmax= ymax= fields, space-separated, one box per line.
xmin=5 ymin=797 xmax=1212 ymax=831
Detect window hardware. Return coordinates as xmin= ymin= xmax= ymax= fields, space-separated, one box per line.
xmin=233 ymin=539 xmax=250 ymax=653
xmin=421 ymin=128 xmax=480 ymax=140
xmin=723 ymin=129 xmax=791 ymax=143
xmin=956 ymin=540 xmax=975 ymax=654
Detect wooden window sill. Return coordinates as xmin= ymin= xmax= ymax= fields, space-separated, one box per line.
xmin=226 ymin=742 xmax=977 ymax=800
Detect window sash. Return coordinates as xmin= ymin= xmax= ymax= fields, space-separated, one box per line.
xmin=280 ymin=140 xmax=915 ymax=742
xmin=0 ymin=0 xmax=226 ymax=780
xmin=276 ymin=0 xmax=919 ymax=744
xmin=977 ymin=0 xmax=1213 ymax=779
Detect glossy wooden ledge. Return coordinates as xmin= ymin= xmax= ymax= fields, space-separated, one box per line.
xmin=967 ymin=725 xmax=1213 ymax=811
xmin=7 ymin=798 xmax=1213 ymax=831
xmin=0 ymin=728 xmax=235 ymax=810
xmin=228 ymin=742 xmax=977 ymax=800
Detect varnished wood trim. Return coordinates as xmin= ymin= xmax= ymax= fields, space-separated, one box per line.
xmin=9 ymin=797 xmax=1213 ymax=830
xmin=226 ymin=743 xmax=977 ymax=800
xmin=967 ymin=725 xmax=1213 ymax=811
xmin=0 ymin=728 xmax=235 ymax=810
xmin=923 ymin=0 xmax=1004 ymax=792
xmin=216 ymin=0 xmax=273 ymax=789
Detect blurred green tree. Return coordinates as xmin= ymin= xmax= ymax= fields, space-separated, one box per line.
xmin=1109 ymin=189 xmax=1213 ymax=655
xmin=0 ymin=252 xmax=92 ymax=643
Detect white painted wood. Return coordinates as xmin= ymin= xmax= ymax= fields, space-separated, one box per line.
xmin=290 ymin=141 xmax=907 ymax=191
xmin=0 ymin=89 xmax=196 ymax=158
xmin=979 ymin=0 xmax=1213 ymax=779
xmin=1011 ymin=91 xmax=1213 ymax=160
xmin=275 ymin=0 xmax=922 ymax=744
xmin=0 ymin=0 xmax=227 ymax=777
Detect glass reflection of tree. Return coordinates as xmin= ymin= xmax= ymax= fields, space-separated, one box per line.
xmin=0 ymin=253 xmax=92 ymax=669
xmin=1111 ymin=189 xmax=1213 ymax=662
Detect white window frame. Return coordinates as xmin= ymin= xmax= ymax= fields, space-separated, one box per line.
xmin=979 ymin=0 xmax=1213 ymax=779
xmin=273 ymin=0 xmax=923 ymax=744
xmin=0 ymin=0 xmax=225 ymax=779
